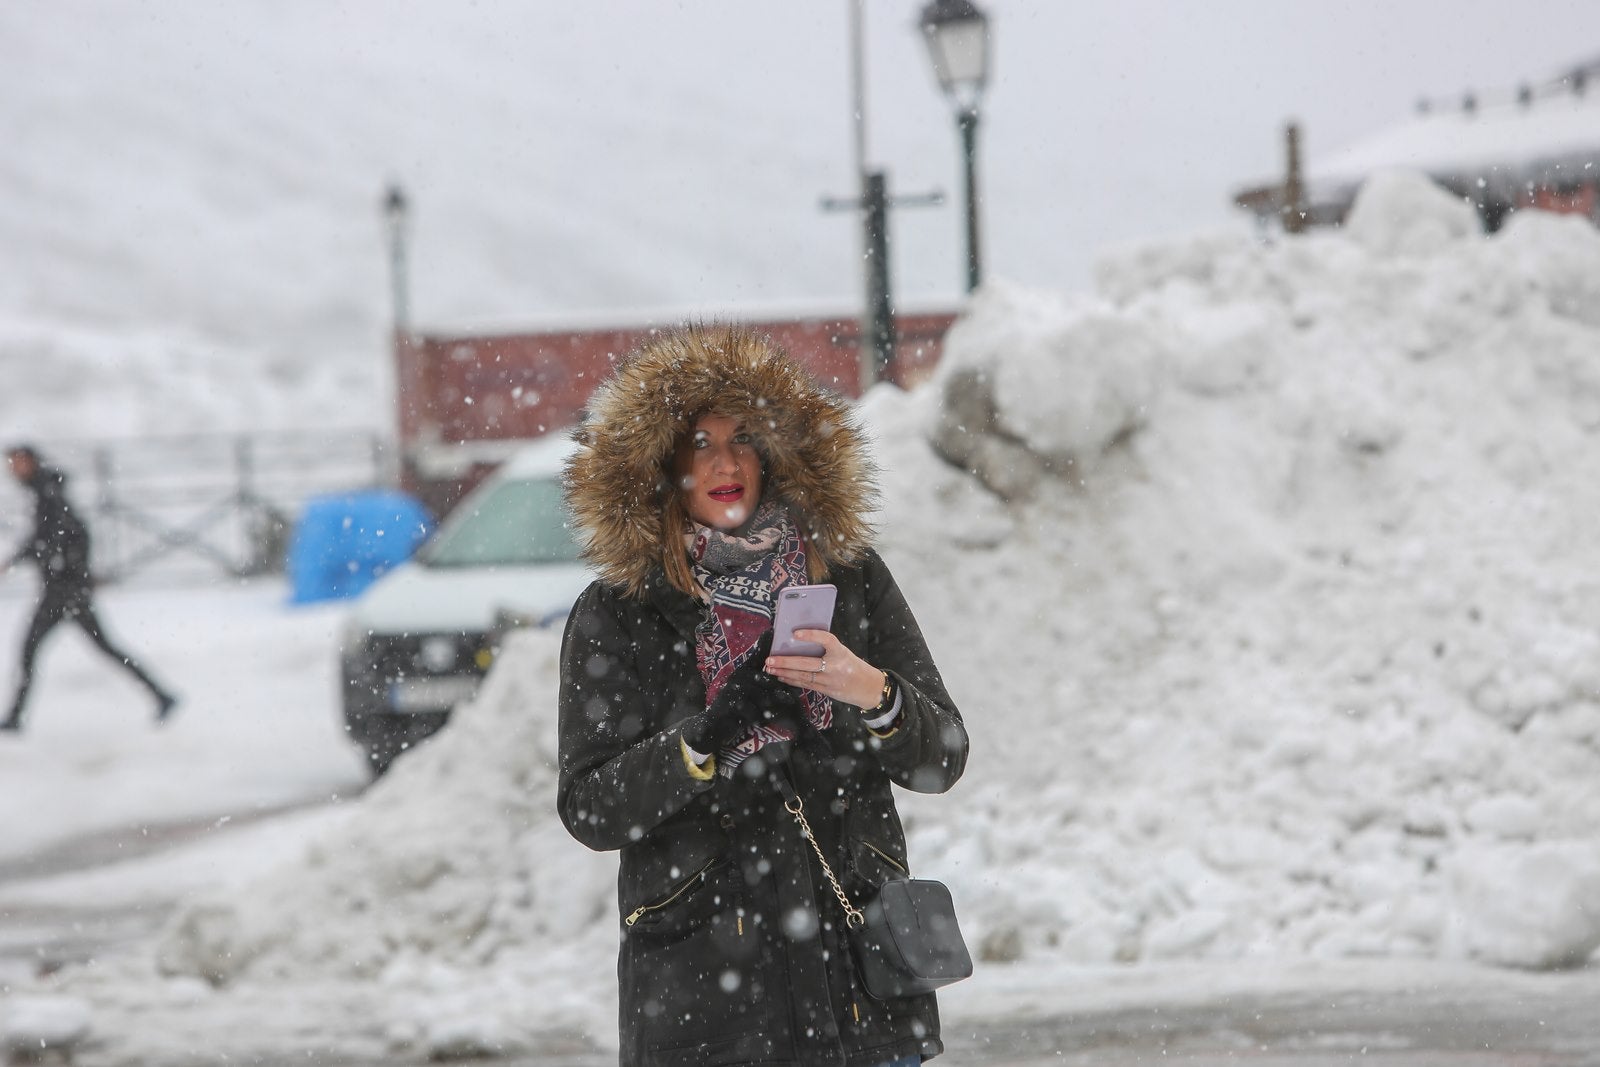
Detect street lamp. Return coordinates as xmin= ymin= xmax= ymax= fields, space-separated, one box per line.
xmin=918 ymin=0 xmax=990 ymax=293
xmin=382 ymin=182 xmax=411 ymax=338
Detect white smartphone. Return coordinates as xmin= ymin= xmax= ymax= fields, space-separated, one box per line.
xmin=770 ymin=584 xmax=837 ymax=658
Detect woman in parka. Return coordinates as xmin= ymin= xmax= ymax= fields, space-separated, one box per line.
xmin=558 ymin=324 xmax=968 ymax=1066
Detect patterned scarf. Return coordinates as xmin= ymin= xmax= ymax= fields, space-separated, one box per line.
xmin=685 ymin=499 xmax=832 ymax=775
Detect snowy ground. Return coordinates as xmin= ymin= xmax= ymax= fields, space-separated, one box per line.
xmin=0 ymin=581 xmax=364 ymax=868
xmin=0 ymin=600 xmax=1596 ymax=1064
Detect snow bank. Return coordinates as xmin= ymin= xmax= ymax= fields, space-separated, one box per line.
xmin=0 ymin=995 xmax=91 ymax=1059
xmin=1444 ymin=842 xmax=1600 ymax=969
xmin=155 ymin=623 xmax=611 ymax=981
xmin=1343 ymin=169 xmax=1482 ymax=258
xmin=44 ymin=172 xmax=1600 ymax=1054
xmin=152 ymin=626 xmax=617 ymax=1056
xmin=928 ymin=283 xmax=1167 ymax=498
xmin=891 ymin=172 xmax=1600 ymax=973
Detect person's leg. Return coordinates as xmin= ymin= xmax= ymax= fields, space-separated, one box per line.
xmin=69 ymin=592 xmax=177 ymax=720
xmin=2 ymin=588 xmax=71 ymax=731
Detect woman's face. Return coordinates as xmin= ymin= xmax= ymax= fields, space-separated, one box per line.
xmin=674 ymin=414 xmax=763 ymax=531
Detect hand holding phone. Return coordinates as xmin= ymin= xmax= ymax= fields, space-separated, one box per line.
xmin=770 ymin=584 xmax=837 ymax=658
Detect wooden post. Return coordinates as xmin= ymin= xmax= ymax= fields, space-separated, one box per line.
xmin=1283 ymin=122 xmax=1306 ymax=234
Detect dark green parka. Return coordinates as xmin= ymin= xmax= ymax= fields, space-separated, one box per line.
xmin=557 ymin=327 xmax=969 ymax=1066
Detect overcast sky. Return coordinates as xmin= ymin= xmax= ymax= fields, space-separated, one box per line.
xmin=5 ymin=1 xmax=1597 ymax=351
xmin=422 ymin=0 xmax=1600 ymax=303
xmin=832 ymin=0 xmax=1599 ymax=292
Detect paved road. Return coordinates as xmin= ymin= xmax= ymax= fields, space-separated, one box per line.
xmin=938 ymin=985 xmax=1600 ymax=1065
xmin=0 ymin=798 xmax=338 ymax=983
xmin=484 ymin=971 xmax=1600 ymax=1067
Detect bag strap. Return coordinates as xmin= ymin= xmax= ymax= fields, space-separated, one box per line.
xmin=774 ymin=771 xmax=866 ymax=929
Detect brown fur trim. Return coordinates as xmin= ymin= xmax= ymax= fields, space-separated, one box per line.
xmin=562 ymin=324 xmax=879 ymax=598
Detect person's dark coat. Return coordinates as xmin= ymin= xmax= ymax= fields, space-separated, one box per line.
xmin=558 ymin=326 xmax=969 ymax=1066
xmin=11 ymin=464 xmax=92 ymax=589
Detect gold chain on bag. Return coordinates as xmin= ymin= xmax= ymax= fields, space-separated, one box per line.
xmin=784 ymin=796 xmax=866 ymax=929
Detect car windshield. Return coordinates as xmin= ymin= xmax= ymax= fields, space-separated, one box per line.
xmin=419 ymin=476 xmax=583 ymax=568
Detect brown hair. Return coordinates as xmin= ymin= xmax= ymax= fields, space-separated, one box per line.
xmin=655 ymin=419 xmax=828 ymax=598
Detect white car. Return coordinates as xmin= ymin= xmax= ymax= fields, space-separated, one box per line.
xmin=338 ymin=435 xmax=591 ymax=774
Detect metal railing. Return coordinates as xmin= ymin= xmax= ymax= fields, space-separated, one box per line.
xmin=1 ymin=430 xmax=393 ymax=587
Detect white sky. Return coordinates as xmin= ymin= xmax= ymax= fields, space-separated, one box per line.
xmin=487 ymin=0 xmax=1600 ymax=296
xmin=844 ymin=0 xmax=1598 ymax=292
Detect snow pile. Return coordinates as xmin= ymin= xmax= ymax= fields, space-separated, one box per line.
xmin=927 ymin=292 xmax=1166 ymax=500
xmin=147 ymin=625 xmax=617 ymax=1055
xmin=0 ymin=995 xmax=91 ymax=1059
xmin=1342 ymin=169 xmax=1482 ymax=257
xmin=53 ymin=174 xmax=1600 ymax=1055
xmin=878 ymin=173 xmax=1600 ymax=972
xmin=1444 ymin=842 xmax=1600 ymax=969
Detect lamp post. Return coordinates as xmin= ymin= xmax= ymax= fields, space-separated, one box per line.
xmin=825 ymin=1 xmax=940 ymax=392
xmin=382 ymin=183 xmax=411 ymax=339
xmin=918 ymin=0 xmax=990 ymax=293
xmin=383 ymin=181 xmax=432 ymax=474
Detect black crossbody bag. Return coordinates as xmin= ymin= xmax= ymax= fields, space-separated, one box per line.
xmin=775 ymin=771 xmax=973 ymax=1000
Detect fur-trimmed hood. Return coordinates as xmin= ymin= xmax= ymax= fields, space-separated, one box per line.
xmin=562 ymin=324 xmax=879 ymax=597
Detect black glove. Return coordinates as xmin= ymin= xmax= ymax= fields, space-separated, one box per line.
xmin=681 ymin=633 xmax=806 ymax=752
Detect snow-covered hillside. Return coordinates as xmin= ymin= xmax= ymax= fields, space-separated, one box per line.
xmin=1 ymin=4 xmax=831 ymax=438
xmin=14 ymin=172 xmax=1593 ymax=1062
xmin=0 ymin=2 xmax=941 ymax=440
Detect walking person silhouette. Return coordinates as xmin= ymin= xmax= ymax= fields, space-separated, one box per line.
xmin=1 ymin=444 xmax=176 ymax=733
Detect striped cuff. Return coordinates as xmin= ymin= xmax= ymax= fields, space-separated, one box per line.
xmin=864 ymin=687 xmax=904 ymax=737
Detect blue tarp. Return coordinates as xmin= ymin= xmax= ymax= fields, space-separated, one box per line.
xmin=287 ymin=491 xmax=433 ymax=604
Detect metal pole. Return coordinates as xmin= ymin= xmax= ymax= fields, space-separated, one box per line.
xmin=235 ymin=435 xmax=254 ymax=576
xmin=93 ymin=445 xmax=118 ymax=582
xmin=371 ymin=432 xmax=390 ymax=489
xmin=849 ymin=0 xmax=875 ymax=391
xmin=384 ymin=185 xmax=410 ymax=339
xmin=958 ymin=108 xmax=982 ymax=291
xmin=863 ymin=171 xmax=895 ymax=386
xmin=848 ymin=0 xmax=868 ymax=180
xmin=235 ymin=435 xmax=254 ymax=505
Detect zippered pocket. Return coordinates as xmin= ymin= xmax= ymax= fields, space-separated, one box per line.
xmin=848 ymin=836 xmax=910 ymax=889
xmin=858 ymin=840 xmax=908 ymax=876
xmin=625 ymin=857 xmax=721 ymax=928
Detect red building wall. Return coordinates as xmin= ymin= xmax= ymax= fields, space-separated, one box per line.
xmin=1529 ymin=181 xmax=1598 ymax=220
xmin=395 ymin=311 xmax=957 ymax=514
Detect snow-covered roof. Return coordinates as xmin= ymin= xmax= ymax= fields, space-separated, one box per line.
xmin=1237 ymin=59 xmax=1600 ymax=217
xmin=1309 ymin=84 xmax=1600 ymax=201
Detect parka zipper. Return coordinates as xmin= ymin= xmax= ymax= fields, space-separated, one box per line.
xmin=860 ymin=840 xmax=908 ymax=875
xmin=624 ymin=858 xmax=719 ymax=927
